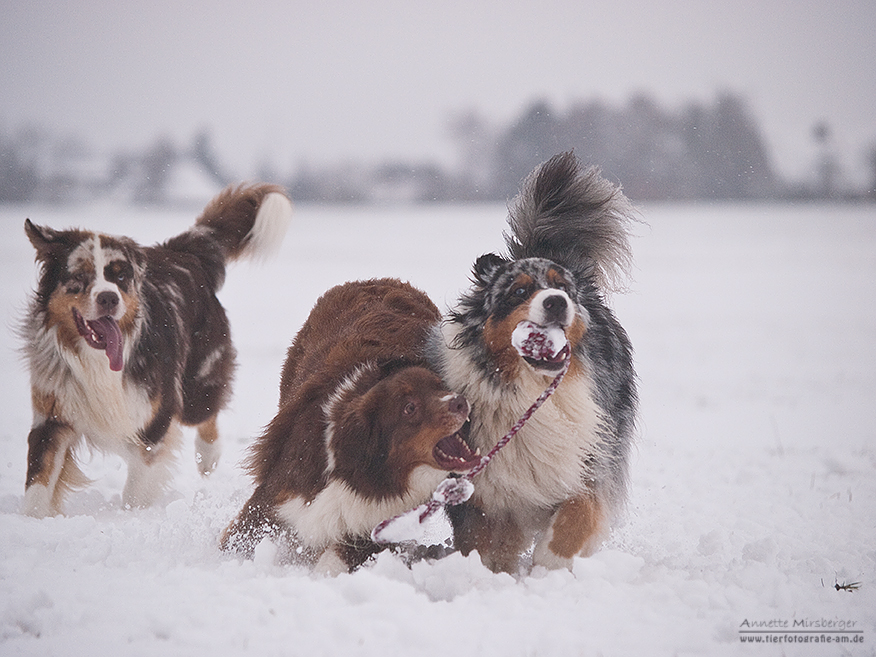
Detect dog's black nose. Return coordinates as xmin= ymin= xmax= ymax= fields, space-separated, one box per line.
xmin=96 ymin=290 xmax=120 ymax=315
xmin=542 ymin=293 xmax=568 ymax=323
xmin=449 ymin=395 xmax=469 ymax=417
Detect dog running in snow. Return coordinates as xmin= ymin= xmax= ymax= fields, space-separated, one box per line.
xmin=221 ymin=279 xmax=480 ymax=574
xmin=20 ymin=184 xmax=292 ymax=517
xmin=424 ymin=152 xmax=638 ymax=573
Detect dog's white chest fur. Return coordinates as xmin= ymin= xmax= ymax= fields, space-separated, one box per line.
xmin=439 ymin=323 xmax=603 ymax=512
xmin=31 ymin=326 xmax=151 ymax=449
xmin=276 ymin=465 xmax=446 ymax=549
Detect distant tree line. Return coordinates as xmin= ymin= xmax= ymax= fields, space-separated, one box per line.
xmin=290 ymin=92 xmax=873 ymax=202
xmin=0 ymin=128 xmax=230 ymax=205
xmin=2 ymin=92 xmax=874 ymax=205
xmin=445 ymin=92 xmax=778 ymax=202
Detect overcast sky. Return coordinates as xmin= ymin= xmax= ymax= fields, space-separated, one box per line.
xmin=2 ymin=0 xmax=875 ymax=186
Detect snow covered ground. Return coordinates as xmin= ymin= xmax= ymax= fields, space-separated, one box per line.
xmin=1 ymin=199 xmax=874 ymax=656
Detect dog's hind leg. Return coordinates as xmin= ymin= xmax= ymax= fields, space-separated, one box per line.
xmin=220 ymin=487 xmax=282 ymax=558
xmin=22 ymin=419 xmax=81 ymax=517
xmin=194 ymin=415 xmax=221 ymax=477
xmin=182 ymin=337 xmax=235 ymax=478
xmin=532 ymin=494 xmax=608 ymax=570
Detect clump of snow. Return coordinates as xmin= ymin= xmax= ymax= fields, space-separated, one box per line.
xmin=431 ymin=476 xmax=474 ymax=506
xmin=511 ymin=320 xmax=567 ymax=360
xmin=1 ymin=202 xmax=874 ymax=655
xmin=372 ymin=478 xmax=475 ymax=544
xmin=371 ymin=503 xmax=431 ymax=544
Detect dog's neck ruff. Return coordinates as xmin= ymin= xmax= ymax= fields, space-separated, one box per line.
xmin=371 ymin=348 xmax=571 ymax=544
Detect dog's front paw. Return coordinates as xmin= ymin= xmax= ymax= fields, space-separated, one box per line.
xmin=195 ymin=437 xmax=221 ymax=476
xmin=21 ymin=484 xmax=57 ymax=518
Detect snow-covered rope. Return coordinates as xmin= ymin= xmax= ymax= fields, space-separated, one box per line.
xmin=371 ymin=330 xmax=571 ymax=544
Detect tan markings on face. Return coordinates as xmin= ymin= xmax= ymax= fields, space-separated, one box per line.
xmin=511 ymin=273 xmax=533 ymax=295
xmin=104 ymin=259 xmax=125 ymax=278
xmin=547 ymin=495 xmax=604 ymax=559
xmin=483 ymin=303 xmax=531 ymax=381
xmin=117 ymin=290 xmax=139 ymax=332
xmin=545 ymin=268 xmax=566 ymax=288
xmin=46 ymin=288 xmax=87 ymax=351
xmin=381 ymin=374 xmax=468 ymax=479
xmin=394 ymin=425 xmax=441 ymax=469
xmin=403 ymin=410 xmax=462 ymax=470
xmin=566 ymin=312 xmax=587 ymax=349
xmin=387 ymin=390 xmax=439 ymax=464
xmin=43 ymin=238 xmax=96 ymax=348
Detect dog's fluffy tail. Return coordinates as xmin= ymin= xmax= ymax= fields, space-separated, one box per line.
xmin=504 ymin=152 xmax=636 ymax=292
xmin=195 ymin=183 xmax=293 ymax=263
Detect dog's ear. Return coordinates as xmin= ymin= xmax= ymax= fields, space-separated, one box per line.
xmin=25 ymin=219 xmax=67 ymax=262
xmin=330 ymin=389 xmax=392 ymax=490
xmin=473 ymin=253 xmax=506 ymax=285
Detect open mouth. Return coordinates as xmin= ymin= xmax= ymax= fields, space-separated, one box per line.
xmin=523 ymin=343 xmax=571 ymax=372
xmin=433 ymin=421 xmax=481 ymax=472
xmin=72 ymin=307 xmax=124 ymax=372
xmin=512 ymin=320 xmax=570 ymax=372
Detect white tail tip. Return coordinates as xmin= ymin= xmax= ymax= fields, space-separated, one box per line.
xmin=244 ymin=192 xmax=293 ymax=262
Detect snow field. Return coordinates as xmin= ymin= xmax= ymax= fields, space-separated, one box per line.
xmin=1 ymin=200 xmax=874 ymax=656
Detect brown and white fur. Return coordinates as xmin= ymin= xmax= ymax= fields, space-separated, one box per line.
xmin=426 ymin=152 xmax=638 ymax=573
xmin=221 ymin=279 xmax=479 ymax=575
xmin=20 ymin=184 xmax=292 ymax=517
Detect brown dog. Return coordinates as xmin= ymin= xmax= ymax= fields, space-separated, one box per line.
xmin=221 ymin=279 xmax=479 ymax=574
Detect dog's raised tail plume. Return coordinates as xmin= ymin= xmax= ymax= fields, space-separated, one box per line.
xmin=195 ymin=183 xmax=292 ymax=262
xmin=504 ymin=152 xmax=636 ymax=292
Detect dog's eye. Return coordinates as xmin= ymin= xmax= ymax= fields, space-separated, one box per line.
xmin=507 ymin=285 xmax=530 ymax=305
xmin=106 ymin=262 xmax=133 ymax=288
xmin=403 ymin=402 xmax=417 ymax=416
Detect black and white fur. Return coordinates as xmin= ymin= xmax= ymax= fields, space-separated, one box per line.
xmin=427 ymin=152 xmax=638 ymax=573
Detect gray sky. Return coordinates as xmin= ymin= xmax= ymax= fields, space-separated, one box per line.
xmin=2 ymin=0 xmax=874 ymax=186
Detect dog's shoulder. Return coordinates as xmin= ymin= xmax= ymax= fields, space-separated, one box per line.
xmin=253 ymin=279 xmax=443 ymax=502
xmin=280 ymin=278 xmax=439 ymax=401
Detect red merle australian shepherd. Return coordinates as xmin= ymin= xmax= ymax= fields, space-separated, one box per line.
xmin=425 ymin=152 xmax=638 ymax=573
xmin=221 ymin=279 xmax=479 ymax=575
xmin=20 ymin=184 xmax=292 ymax=517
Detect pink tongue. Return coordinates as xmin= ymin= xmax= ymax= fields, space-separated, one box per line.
xmin=90 ymin=317 xmax=124 ymax=371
